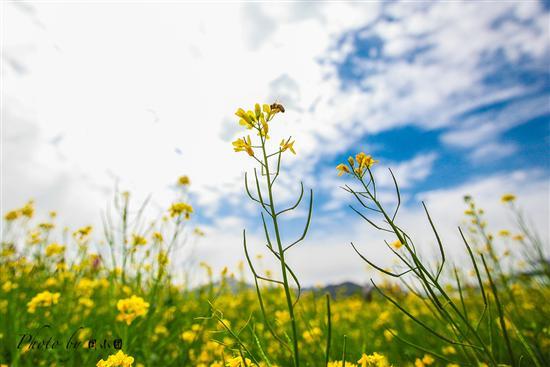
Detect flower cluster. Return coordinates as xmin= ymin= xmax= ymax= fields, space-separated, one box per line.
xmin=116 ymin=295 xmax=150 ymax=325
xmin=226 ymin=356 xmax=254 ymax=367
xmin=232 ymin=102 xmax=294 ymax=158
xmin=336 ymin=152 xmax=378 ymax=178
xmin=96 ymin=350 xmax=135 ymax=367
xmin=327 ymin=352 xmax=392 ymax=367
xmin=4 ymin=200 xmax=34 ymax=221
xmin=413 ymin=354 xmax=435 ymax=367
xmin=27 ymin=291 xmax=61 ymax=313
xmin=45 ymin=243 xmax=65 ymax=257
xmin=357 ymin=352 xmax=392 ymax=367
xmin=501 ymin=193 xmax=516 ymax=203
xmin=73 ymin=225 xmax=93 ymax=240
xmin=169 ymin=202 xmax=194 ymax=219
xmin=131 ymin=234 xmax=147 ymax=247
xmin=177 ymin=175 xmax=191 ymax=186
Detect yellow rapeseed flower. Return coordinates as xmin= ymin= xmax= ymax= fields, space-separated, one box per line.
xmin=177 ymin=175 xmax=191 ymax=186
xmin=79 ymin=297 xmax=94 ymax=308
xmin=20 ymin=200 xmax=35 ymax=218
xmin=4 ymin=209 xmax=21 ymax=221
xmin=169 ymin=202 xmax=194 ymax=219
xmin=157 ymin=250 xmax=169 ymax=266
xmin=337 ymin=153 xmax=378 ymax=177
xmin=390 ymin=240 xmax=403 ymax=249
xmin=259 ymin=116 xmax=269 ymax=139
xmin=27 ymin=230 xmax=42 ymax=245
xmin=27 ymin=291 xmax=61 ymax=313
xmin=498 ymin=230 xmax=510 ymax=237
xmin=74 ymin=225 xmax=93 ymax=240
xmin=2 ymin=281 xmax=18 ymax=292
xmin=76 ymin=278 xmax=97 ymax=296
xmin=152 ymin=231 xmax=164 ymax=242
xmin=414 ymin=354 xmax=435 ymax=366
xmin=235 ymin=108 xmax=255 ymax=129
xmin=5 ymin=200 xmax=35 ymax=220
xmin=302 ymin=326 xmax=322 ymax=343
xmin=39 ymin=222 xmax=55 ymax=231
xmin=232 ymin=136 xmax=254 ymax=157
xmin=336 ymin=164 xmax=350 ymax=176
xmin=354 ymin=152 xmax=378 ymax=176
xmin=226 ymin=356 xmax=253 ymax=367
xmin=116 ymin=295 xmax=150 ymax=325
xmin=328 ymin=362 xmax=357 ymax=367
xmin=357 ymin=352 xmax=391 ymax=367
xmin=181 ymin=330 xmax=195 ymax=343
xmin=442 ymin=346 xmax=456 ymax=355
xmin=512 ymin=234 xmax=525 ymax=241
xmin=232 ymin=102 xmax=286 ymax=156
xmin=501 ymin=193 xmax=516 ymax=203
xmin=45 ymin=243 xmax=65 ymax=257
xmin=280 ymin=139 xmax=296 ymax=154
xmin=131 ymin=234 xmax=147 ymax=246
xmin=96 ymin=350 xmax=135 ymax=367
xmin=383 ymin=328 xmax=396 ymax=341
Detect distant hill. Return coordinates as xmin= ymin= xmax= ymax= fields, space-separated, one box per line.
xmin=307 ymin=281 xmax=370 ymax=299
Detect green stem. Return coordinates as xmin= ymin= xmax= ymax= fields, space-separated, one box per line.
xmin=260 ymin=135 xmax=300 ymax=367
xmin=359 ymin=174 xmax=498 ymax=366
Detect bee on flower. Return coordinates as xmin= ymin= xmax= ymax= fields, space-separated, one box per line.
xmin=232 ymin=102 xmax=293 ymax=158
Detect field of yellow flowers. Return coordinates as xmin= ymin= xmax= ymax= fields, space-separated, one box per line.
xmin=1 ymin=103 xmax=549 ymax=367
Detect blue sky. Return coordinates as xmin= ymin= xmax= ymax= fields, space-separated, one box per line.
xmin=2 ymin=1 xmax=549 ymax=285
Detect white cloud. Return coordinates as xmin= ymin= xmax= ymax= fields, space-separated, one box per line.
xmin=441 ymin=95 xmax=549 ymax=150
xmin=470 ymin=142 xmax=518 ymax=161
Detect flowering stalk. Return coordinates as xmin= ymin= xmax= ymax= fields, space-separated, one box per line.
xmin=337 ymin=152 xmax=531 ymax=367
xmin=501 ymin=195 xmax=550 ymax=279
xmin=232 ymin=102 xmax=313 ymax=366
